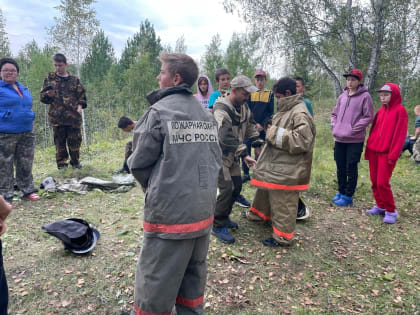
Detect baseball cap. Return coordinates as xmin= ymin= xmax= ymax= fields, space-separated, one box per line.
xmin=231 ymin=75 xmax=258 ymax=93
xmin=377 ymin=84 xmax=392 ymax=93
xmin=343 ymin=69 xmax=363 ymax=81
xmin=254 ymin=69 xmax=267 ymax=78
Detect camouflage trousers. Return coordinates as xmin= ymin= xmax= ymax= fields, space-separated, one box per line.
xmin=53 ymin=126 xmax=82 ymax=168
xmin=0 ymin=132 xmax=36 ymax=201
xmin=412 ymin=137 xmax=420 ymax=163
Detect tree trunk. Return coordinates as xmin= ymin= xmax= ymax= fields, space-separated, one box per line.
xmin=346 ymin=0 xmax=357 ymax=69
xmin=364 ymin=0 xmax=386 ymax=92
xmin=311 ymin=49 xmax=343 ymax=97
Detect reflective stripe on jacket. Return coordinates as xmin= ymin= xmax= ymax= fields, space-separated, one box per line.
xmin=251 ymin=94 xmax=315 ymax=190
xmin=128 ymin=84 xmax=222 ymax=240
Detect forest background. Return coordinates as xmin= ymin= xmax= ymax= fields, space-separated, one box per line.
xmin=1 ymin=1 xmax=419 ymax=314
xmin=1 ymin=0 xmax=420 ymax=147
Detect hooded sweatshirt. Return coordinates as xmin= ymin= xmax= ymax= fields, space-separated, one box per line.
xmin=365 ymin=83 xmax=408 ymax=164
xmin=193 ymin=75 xmax=214 ymax=109
xmin=0 ymin=80 xmax=35 ymax=133
xmin=331 ymin=84 xmax=374 ymax=143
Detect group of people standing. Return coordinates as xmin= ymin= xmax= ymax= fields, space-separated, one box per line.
xmin=0 ymin=54 xmax=87 ymax=208
xmin=0 ymin=50 xmax=417 ymax=315
xmin=125 ymin=57 xmax=413 ymax=315
xmin=0 ymin=54 xmax=87 ymax=314
xmin=331 ymin=68 xmax=409 ymax=224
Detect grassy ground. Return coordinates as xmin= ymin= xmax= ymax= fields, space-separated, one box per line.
xmin=3 ymin=99 xmax=419 ymax=314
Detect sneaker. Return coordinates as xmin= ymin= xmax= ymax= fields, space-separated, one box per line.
xmin=235 ymin=194 xmax=251 ymax=208
xmin=366 ymin=205 xmax=385 ymax=215
xmin=383 ymin=210 xmax=398 ymax=224
xmin=331 ymin=192 xmax=342 ymax=202
xmin=241 ymin=174 xmax=250 ymax=183
xmin=71 ymin=163 xmax=82 ymax=169
xmin=333 ymin=195 xmax=353 ymax=207
xmin=226 ymin=217 xmax=238 ymax=230
xmin=262 ymin=237 xmax=280 ymax=247
xmin=26 ymin=193 xmax=41 ymax=201
xmin=211 ymin=226 xmax=235 ymax=243
xmin=57 ymin=164 xmax=68 ymax=170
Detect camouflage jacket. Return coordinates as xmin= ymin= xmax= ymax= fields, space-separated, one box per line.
xmin=40 ymin=72 xmax=87 ymax=128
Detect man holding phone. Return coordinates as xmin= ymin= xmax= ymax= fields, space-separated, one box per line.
xmin=40 ymin=53 xmax=87 ymax=169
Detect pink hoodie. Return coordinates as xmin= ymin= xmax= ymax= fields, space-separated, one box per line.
xmin=331 ymin=84 xmax=374 ymax=143
xmin=193 ymin=75 xmax=213 ymax=109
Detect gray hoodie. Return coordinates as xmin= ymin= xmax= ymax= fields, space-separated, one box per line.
xmin=128 ymin=84 xmax=222 ymax=240
xmin=331 ymin=85 xmax=374 ymax=143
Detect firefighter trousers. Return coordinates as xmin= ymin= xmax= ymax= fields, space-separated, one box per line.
xmin=132 ymin=233 xmax=210 ymax=315
xmin=250 ymin=189 xmax=299 ymax=246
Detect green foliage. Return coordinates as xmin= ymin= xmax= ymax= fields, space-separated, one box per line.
xmin=0 ymin=9 xmax=11 ymax=58
xmin=224 ymin=32 xmax=257 ymax=78
xmin=224 ymin=0 xmax=420 ymax=97
xmin=47 ymin=0 xmax=100 ymax=74
xmin=15 ymin=41 xmax=55 ymax=146
xmin=81 ymin=30 xmax=115 ymax=85
xmin=119 ymin=20 xmax=162 ymax=73
xmin=174 ymin=35 xmax=187 ymax=54
xmin=201 ymin=34 xmax=224 ymax=85
xmin=119 ymin=54 xmax=159 ymax=116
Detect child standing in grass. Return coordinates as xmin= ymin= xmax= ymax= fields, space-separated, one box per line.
xmin=365 ymin=83 xmax=408 ymax=224
xmin=0 ymin=196 xmax=11 ymax=314
xmin=331 ymin=69 xmax=374 ymax=207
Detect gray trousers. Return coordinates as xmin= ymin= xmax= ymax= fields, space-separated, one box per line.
xmin=132 ymin=233 xmax=210 ymax=315
xmin=0 ymin=132 xmax=36 ymax=201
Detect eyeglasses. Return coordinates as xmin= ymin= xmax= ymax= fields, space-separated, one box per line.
xmin=1 ymin=69 xmax=17 ymax=73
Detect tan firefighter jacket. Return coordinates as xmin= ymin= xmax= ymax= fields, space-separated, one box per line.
xmin=213 ymin=95 xmax=259 ymax=179
xmin=251 ymin=94 xmax=316 ymax=190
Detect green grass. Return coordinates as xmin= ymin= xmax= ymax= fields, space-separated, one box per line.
xmin=3 ymin=100 xmax=419 ymax=314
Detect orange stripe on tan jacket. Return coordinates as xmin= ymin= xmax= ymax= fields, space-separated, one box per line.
xmin=251 ymin=179 xmax=309 ymax=191
xmin=272 ymin=225 xmax=294 ymax=239
xmin=176 ymin=295 xmax=204 ymax=308
xmin=143 ymin=216 xmax=213 ymax=234
xmin=250 ymin=207 xmax=271 ymax=220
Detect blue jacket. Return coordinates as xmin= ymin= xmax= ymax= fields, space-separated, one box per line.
xmin=0 ymin=80 xmax=35 ymax=133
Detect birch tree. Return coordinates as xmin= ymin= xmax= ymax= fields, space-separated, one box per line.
xmin=0 ymin=9 xmax=11 ymax=58
xmin=201 ymin=34 xmax=224 ymax=86
xmin=224 ymin=0 xmax=420 ymax=96
xmin=47 ymin=0 xmax=99 ymax=77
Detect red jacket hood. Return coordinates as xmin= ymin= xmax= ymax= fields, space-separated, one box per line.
xmin=366 ymin=82 xmax=408 ymax=163
xmin=381 ymin=83 xmax=401 ymax=109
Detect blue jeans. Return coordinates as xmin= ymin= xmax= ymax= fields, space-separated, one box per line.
xmin=0 ymin=240 xmax=8 ymax=315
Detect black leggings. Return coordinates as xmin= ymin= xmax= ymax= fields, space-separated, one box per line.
xmin=334 ymin=142 xmax=364 ymax=197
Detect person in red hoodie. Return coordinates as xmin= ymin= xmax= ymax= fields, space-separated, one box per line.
xmin=365 ymin=83 xmax=408 ymax=224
